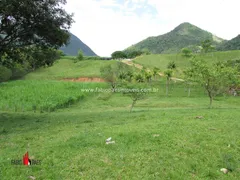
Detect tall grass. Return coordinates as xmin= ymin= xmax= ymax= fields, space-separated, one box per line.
xmin=0 ymin=80 xmax=107 ymax=112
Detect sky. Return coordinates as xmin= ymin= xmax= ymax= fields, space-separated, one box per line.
xmin=65 ymin=0 xmax=240 ymax=57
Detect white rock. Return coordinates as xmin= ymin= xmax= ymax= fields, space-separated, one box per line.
xmin=106 ymin=137 xmax=112 ymax=142
xmin=220 ymin=168 xmax=228 ymax=174
xmin=106 ymin=141 xmax=115 ymax=145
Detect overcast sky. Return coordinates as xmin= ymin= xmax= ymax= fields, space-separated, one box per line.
xmin=65 ymin=0 xmax=240 ymax=57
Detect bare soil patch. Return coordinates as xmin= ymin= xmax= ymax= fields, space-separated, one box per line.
xmin=62 ymin=77 xmax=106 ymax=82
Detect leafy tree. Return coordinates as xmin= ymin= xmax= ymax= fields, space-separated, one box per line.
xmin=0 ymin=0 xmax=73 ymax=51
xmin=201 ymin=39 xmax=215 ymax=53
xmin=164 ymin=69 xmax=173 ymax=96
xmin=111 ymin=51 xmax=126 ymax=59
xmin=0 ymin=0 xmax=74 ymax=64
xmin=144 ymin=71 xmax=152 ymax=83
xmin=181 ymin=48 xmax=192 ymax=57
xmin=134 ymin=73 xmax=144 ymax=83
xmin=153 ymin=67 xmax=160 ymax=80
xmin=183 ymin=68 xmax=195 ymax=97
xmin=100 ymin=64 xmax=118 ymax=91
xmin=123 ymin=48 xmax=144 ymax=59
xmin=123 ymin=83 xmax=148 ymax=112
xmin=187 ymin=58 xmax=238 ymax=107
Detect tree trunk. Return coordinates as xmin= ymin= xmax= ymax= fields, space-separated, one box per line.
xmin=130 ymin=100 xmax=136 ymax=112
xmin=207 ymin=90 xmax=213 ymax=108
xmin=166 ymin=78 xmax=169 ymax=96
xmin=209 ymin=96 xmax=213 ymax=108
xmin=188 ymin=86 xmax=191 ymax=97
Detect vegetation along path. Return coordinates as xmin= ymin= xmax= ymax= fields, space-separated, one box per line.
xmin=121 ymin=58 xmax=184 ymax=82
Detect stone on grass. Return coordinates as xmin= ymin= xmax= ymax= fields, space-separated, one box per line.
xmin=220 ymin=168 xmax=228 ymax=174
xmin=106 ymin=137 xmax=112 ymax=142
xmin=106 ymin=141 xmax=115 ymax=145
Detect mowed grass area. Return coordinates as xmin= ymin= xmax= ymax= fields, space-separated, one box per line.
xmin=133 ymin=50 xmax=240 ymax=77
xmin=0 ymin=93 xmax=240 ymax=179
xmin=23 ymin=58 xmax=116 ymax=80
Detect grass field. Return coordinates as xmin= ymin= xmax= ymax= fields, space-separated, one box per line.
xmin=24 ymin=58 xmax=116 ymax=80
xmin=0 ymin=80 xmax=107 ymax=112
xmin=133 ymin=50 xmax=240 ymax=77
xmin=1 ymin=55 xmax=240 ymax=179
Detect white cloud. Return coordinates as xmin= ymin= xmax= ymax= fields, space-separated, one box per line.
xmin=65 ymin=0 xmax=240 ymax=56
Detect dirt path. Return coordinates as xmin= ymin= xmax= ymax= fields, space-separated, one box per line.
xmin=122 ymin=59 xmax=184 ymax=82
xmin=62 ymin=77 xmax=106 ymax=82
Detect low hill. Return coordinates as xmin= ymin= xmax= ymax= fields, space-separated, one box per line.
xmin=133 ymin=50 xmax=240 ymax=78
xmin=60 ymin=33 xmax=97 ymax=56
xmin=217 ymin=35 xmax=240 ymax=51
xmin=128 ymin=22 xmax=224 ymax=54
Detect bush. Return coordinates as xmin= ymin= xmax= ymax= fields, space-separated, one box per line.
xmin=11 ymin=63 xmax=28 ymax=79
xmin=167 ymin=61 xmax=176 ymax=69
xmin=181 ymin=48 xmax=192 ymax=57
xmin=0 ymin=65 xmax=12 ymax=82
xmin=77 ymin=50 xmax=84 ymax=61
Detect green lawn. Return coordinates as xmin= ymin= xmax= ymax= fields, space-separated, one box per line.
xmin=1 ymin=93 xmax=240 ymax=179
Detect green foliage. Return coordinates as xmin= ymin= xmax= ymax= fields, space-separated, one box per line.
xmin=111 ymin=51 xmax=126 ymax=59
xmin=181 ymin=48 xmax=192 ymax=57
xmin=134 ymin=50 xmax=240 ymax=78
xmin=142 ymin=48 xmax=151 ymax=55
xmin=167 ymin=61 xmax=177 ymax=69
xmin=187 ymin=58 xmax=238 ymax=107
xmin=144 ymin=71 xmax=152 ymax=82
xmin=11 ymin=63 xmax=28 ymax=79
xmin=153 ymin=67 xmax=160 ymax=79
xmin=100 ymin=64 xmax=118 ymax=90
xmin=0 ymin=0 xmax=73 ymax=71
xmin=0 ymin=80 xmax=106 ymax=112
xmin=83 ymin=56 xmax=112 ymax=60
xmin=129 ymin=22 xmax=223 ymax=54
xmin=217 ymin=35 xmax=240 ymax=51
xmin=0 ymin=65 xmax=12 ymax=82
xmin=226 ymin=58 xmax=240 ymax=72
xmin=77 ymin=50 xmax=84 ymax=61
xmin=164 ymin=69 xmax=173 ymax=96
xmin=122 ymin=83 xmax=149 ymax=112
xmin=0 ymin=0 xmax=73 ymax=53
xmin=123 ymin=48 xmax=144 ymax=59
xmin=201 ymin=39 xmax=215 ymax=53
xmin=134 ymin=73 xmax=144 ymax=83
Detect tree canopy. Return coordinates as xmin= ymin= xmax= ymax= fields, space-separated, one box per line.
xmin=0 ymin=0 xmax=74 ymax=54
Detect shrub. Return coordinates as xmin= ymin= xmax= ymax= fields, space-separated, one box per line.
xmin=0 ymin=65 xmax=12 ymax=82
xmin=167 ymin=61 xmax=176 ymax=69
xmin=77 ymin=50 xmax=84 ymax=61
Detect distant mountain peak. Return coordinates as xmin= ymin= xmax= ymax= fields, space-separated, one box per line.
xmin=60 ymin=33 xmax=97 ymax=56
xmin=128 ymin=22 xmax=225 ymax=54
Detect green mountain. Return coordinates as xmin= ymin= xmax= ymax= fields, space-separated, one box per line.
xmin=128 ymin=22 xmax=225 ymax=54
xmin=60 ymin=33 xmax=97 ymax=56
xmin=217 ymin=35 xmax=240 ymax=51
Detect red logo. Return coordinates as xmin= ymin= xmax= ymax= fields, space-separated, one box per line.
xmin=23 ymin=152 xmax=31 ymax=166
